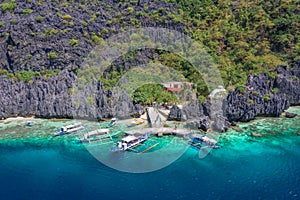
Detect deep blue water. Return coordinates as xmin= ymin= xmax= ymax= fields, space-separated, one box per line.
xmin=0 ymin=109 xmax=299 ymax=200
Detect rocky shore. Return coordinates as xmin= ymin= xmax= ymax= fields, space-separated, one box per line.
xmin=169 ymin=64 xmax=300 ymax=131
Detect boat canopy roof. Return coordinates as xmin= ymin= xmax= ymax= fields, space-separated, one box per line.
xmin=202 ymin=136 xmax=217 ymax=144
xmin=122 ymin=135 xmax=137 ymax=143
xmin=97 ymin=128 xmax=110 ymax=133
xmin=85 ymin=128 xmax=109 ymax=136
xmin=192 ymin=133 xmax=204 ymax=139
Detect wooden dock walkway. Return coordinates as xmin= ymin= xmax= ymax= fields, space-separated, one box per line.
xmin=125 ymin=127 xmax=191 ymax=137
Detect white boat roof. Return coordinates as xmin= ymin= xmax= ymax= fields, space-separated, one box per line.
xmin=122 ymin=135 xmax=137 ymax=143
xmin=85 ymin=129 xmax=109 ymax=136
xmin=202 ymin=136 xmax=217 ymax=143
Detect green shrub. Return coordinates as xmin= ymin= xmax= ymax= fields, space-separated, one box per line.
xmin=87 ymin=96 xmax=94 ymax=104
xmin=132 ymin=84 xmax=179 ymax=105
xmin=0 ymin=69 xmax=11 ymax=77
xmin=0 ymin=0 xmax=16 ymax=12
xmin=127 ymin=7 xmax=134 ymax=14
xmin=80 ymin=20 xmax=88 ymax=27
xmin=69 ymin=38 xmax=78 ymax=46
xmin=272 ymin=88 xmax=279 ymax=93
xmin=90 ymin=14 xmax=97 ymax=22
xmin=236 ymin=85 xmax=245 ymax=93
xmin=48 ymin=52 xmax=57 ymax=59
xmin=198 ymin=95 xmax=206 ymax=104
xmin=91 ymin=34 xmax=103 ymax=45
xmin=0 ymin=22 xmax=5 ymax=27
xmin=264 ymin=94 xmax=271 ymax=101
xmin=102 ymin=28 xmax=109 ymax=35
xmin=62 ymin=14 xmax=72 ymax=20
xmin=247 ymin=99 xmax=254 ymax=105
xmin=68 ymin=21 xmax=75 ymax=26
xmin=68 ymin=88 xmax=73 ymax=95
xmin=40 ymin=69 xmax=60 ymax=78
xmin=36 ymin=16 xmax=44 ymax=23
xmin=10 ymin=19 xmax=16 ymax=24
xmin=44 ymin=29 xmax=58 ymax=35
xmin=22 ymin=9 xmax=33 ymax=14
xmin=14 ymin=70 xmax=39 ymax=83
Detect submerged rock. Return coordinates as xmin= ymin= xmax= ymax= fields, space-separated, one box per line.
xmin=251 ymin=133 xmax=263 ymax=137
xmin=285 ymin=112 xmax=297 ymax=118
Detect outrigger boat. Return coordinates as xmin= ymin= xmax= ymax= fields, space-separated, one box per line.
xmin=24 ymin=121 xmax=35 ymax=127
xmin=54 ymin=123 xmax=85 ymax=136
xmin=112 ymin=131 xmax=152 ymax=152
xmin=187 ymin=133 xmax=220 ymax=149
xmin=107 ymin=118 xmax=117 ymax=127
xmin=78 ymin=129 xmax=122 ymax=143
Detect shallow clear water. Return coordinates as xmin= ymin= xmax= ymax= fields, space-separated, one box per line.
xmin=0 ymin=108 xmax=299 ymax=199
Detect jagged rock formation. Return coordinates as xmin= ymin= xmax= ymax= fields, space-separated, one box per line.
xmin=274 ymin=65 xmax=300 ymax=105
xmin=0 ymin=70 xmax=142 ymax=119
xmin=226 ymin=65 xmax=300 ymax=122
xmin=0 ymin=0 xmax=181 ymax=72
xmin=168 ymin=65 xmax=300 ymax=129
xmin=186 ymin=116 xmax=210 ymax=132
xmin=168 ymin=104 xmax=183 ymax=121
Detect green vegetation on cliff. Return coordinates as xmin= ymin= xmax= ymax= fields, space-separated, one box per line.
xmin=0 ymin=0 xmax=299 ymax=104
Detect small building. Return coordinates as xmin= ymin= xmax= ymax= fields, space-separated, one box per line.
xmin=162 ymin=82 xmax=193 ymax=93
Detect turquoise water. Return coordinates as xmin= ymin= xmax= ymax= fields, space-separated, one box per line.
xmin=0 ymin=108 xmax=299 ymax=199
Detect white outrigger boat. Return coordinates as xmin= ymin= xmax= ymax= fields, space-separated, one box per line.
xmin=187 ymin=133 xmax=220 ymax=149
xmin=107 ymin=118 xmax=117 ymax=128
xmin=112 ymin=131 xmax=152 ymax=152
xmin=54 ymin=123 xmax=85 ymax=136
xmin=78 ymin=129 xmax=122 ymax=143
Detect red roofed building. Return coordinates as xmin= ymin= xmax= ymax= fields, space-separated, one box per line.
xmin=162 ymin=82 xmax=193 ymax=93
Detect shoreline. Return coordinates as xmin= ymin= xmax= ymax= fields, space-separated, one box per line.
xmin=1 ymin=106 xmax=298 ymax=129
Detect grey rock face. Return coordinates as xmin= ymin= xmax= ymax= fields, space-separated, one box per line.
xmin=0 ymin=1 xmax=182 ymax=72
xmin=168 ymin=65 xmax=299 ymax=129
xmin=227 ymin=64 xmax=300 ymax=122
xmin=186 ymin=116 xmax=210 ymax=132
xmin=181 ymin=100 xmax=204 ymax=120
xmin=274 ymin=65 xmax=300 ymax=106
xmin=168 ymin=105 xmax=183 ymax=121
xmin=0 ymin=71 xmax=142 ymax=119
xmin=0 ymin=70 xmax=76 ymax=118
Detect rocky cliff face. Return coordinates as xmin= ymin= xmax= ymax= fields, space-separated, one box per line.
xmin=168 ymin=65 xmax=300 ymax=129
xmin=0 ymin=70 xmax=143 ymax=119
xmin=226 ymin=65 xmax=299 ymax=122
xmin=0 ymin=0 xmax=180 ymax=72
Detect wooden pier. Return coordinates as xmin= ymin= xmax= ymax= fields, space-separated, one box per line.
xmin=125 ymin=127 xmax=191 ymax=137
